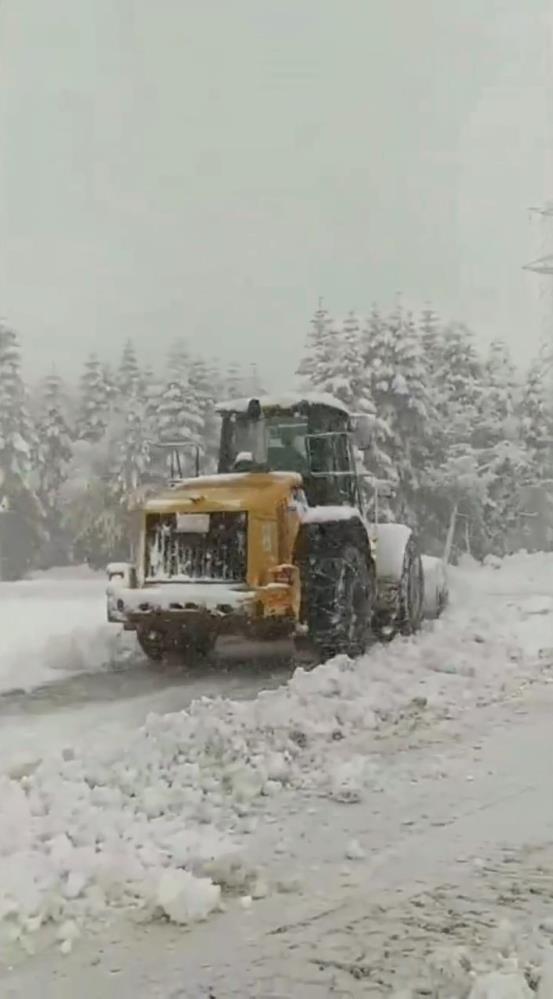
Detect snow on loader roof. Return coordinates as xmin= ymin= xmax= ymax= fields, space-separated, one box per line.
xmin=216 ymin=392 xmax=350 ymax=416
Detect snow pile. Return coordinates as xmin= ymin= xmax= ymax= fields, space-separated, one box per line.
xmin=156 ymin=869 xmax=221 ymax=925
xmin=0 ymin=552 xmax=552 ymax=946
xmin=0 ymin=568 xmax=137 ymax=693
xmin=468 ymin=972 xmax=533 ymax=999
xmin=400 ymin=921 xmax=553 ymax=998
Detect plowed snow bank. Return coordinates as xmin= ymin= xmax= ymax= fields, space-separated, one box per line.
xmin=0 ymin=568 xmax=136 ymax=694
xmin=1 ymin=552 xmax=552 ymax=949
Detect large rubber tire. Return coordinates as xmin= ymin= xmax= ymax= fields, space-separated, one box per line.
xmin=373 ymin=535 xmax=424 ymax=641
xmin=136 ymin=625 xmax=215 ymax=667
xmin=303 ymin=540 xmax=375 ymax=661
xmin=399 ymin=536 xmax=424 ymax=635
xmin=136 ymin=625 xmax=165 ymax=663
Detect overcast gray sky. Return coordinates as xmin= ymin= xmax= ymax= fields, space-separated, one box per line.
xmin=0 ymin=0 xmax=551 ymax=387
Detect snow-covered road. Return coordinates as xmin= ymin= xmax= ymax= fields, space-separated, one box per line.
xmin=1 ymin=553 xmax=552 ymax=996
xmin=9 ymin=686 xmax=553 ymax=998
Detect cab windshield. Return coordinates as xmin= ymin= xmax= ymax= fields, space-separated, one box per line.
xmin=266 ymin=418 xmax=308 ymax=473
xmin=228 ymin=415 xmax=309 ymax=473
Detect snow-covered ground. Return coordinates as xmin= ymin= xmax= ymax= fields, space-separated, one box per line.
xmin=1 ymin=552 xmax=553 ymax=996
xmin=0 ymin=566 xmax=135 ymax=695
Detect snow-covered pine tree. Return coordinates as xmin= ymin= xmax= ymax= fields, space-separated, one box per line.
xmin=297 ymin=302 xmax=335 ymax=389
xmin=482 ymin=440 xmax=531 ymax=556
xmin=112 ymin=387 xmax=151 ymax=500
xmin=166 ymin=338 xmax=190 ymax=385
xmin=102 ymin=362 xmax=118 ymax=413
xmin=475 ymin=339 xmax=519 ymax=449
xmin=116 ymin=339 xmax=141 ymax=398
xmin=189 ymin=356 xmax=220 ymax=472
xmin=0 ymin=324 xmax=45 ymax=577
xmin=304 ymin=311 xmax=363 ymax=409
xmin=419 ymin=304 xmax=442 ymax=378
xmin=35 ymin=373 xmax=73 ymax=566
xmin=422 ymin=322 xmax=488 ymax=557
xmin=37 ymin=373 xmax=73 ymax=505
xmin=519 ymin=350 xmax=553 ymax=479
xmin=357 ymin=305 xmax=399 ymax=520
xmin=161 ymin=339 xmax=203 ymax=451
xmin=360 ymin=302 xmax=435 ymax=525
xmin=435 ymin=322 xmax=483 ymax=447
xmin=154 ymin=376 xmax=203 ymax=476
xmin=76 ymin=354 xmax=110 ymax=442
xmin=390 ymin=307 xmax=436 ymax=524
xmin=469 ymin=340 xmax=524 ymax=551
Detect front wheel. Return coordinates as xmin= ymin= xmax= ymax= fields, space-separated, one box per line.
xmin=136 ymin=624 xmax=216 ymax=667
xmin=136 ymin=625 xmax=165 ymax=664
xmin=304 ymin=541 xmax=375 ymax=661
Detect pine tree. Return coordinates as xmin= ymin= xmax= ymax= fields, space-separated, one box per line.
xmin=189 ymin=356 xmax=220 ymax=472
xmin=35 ymin=373 xmax=73 ymax=565
xmin=166 ymin=338 xmax=190 ymax=385
xmin=475 ymin=339 xmax=519 ymax=450
xmin=435 ymin=322 xmax=483 ymax=447
xmin=388 ymin=308 xmax=435 ymax=523
xmin=117 ymin=339 xmax=141 ymax=398
xmin=112 ymin=387 xmax=151 ymax=500
xmin=519 ymin=352 xmax=553 ymax=478
xmin=76 ymin=354 xmax=109 ymax=442
xmin=155 ymin=378 xmax=203 ymax=476
xmin=0 ymin=324 xmax=45 ymax=576
xmin=360 ymin=303 xmax=435 ymax=524
xmin=306 ymin=311 xmax=365 ymax=410
xmin=422 ymin=323 xmax=488 ymax=557
xmin=37 ymin=373 xmax=73 ymax=506
xmin=356 ymin=306 xmax=398 ymax=519
xmin=297 ymin=302 xmax=335 ymax=388
xmin=419 ymin=304 xmax=442 ymax=378
xmin=0 ymin=325 xmax=36 ymax=478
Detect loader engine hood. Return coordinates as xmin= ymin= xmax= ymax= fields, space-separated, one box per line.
xmin=143 ymin=470 xmax=303 ymax=517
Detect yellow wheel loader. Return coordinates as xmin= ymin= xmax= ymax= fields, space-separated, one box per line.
xmin=106 ymin=394 xmax=424 ymax=663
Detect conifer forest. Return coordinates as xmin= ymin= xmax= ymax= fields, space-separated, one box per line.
xmin=0 ymin=304 xmax=551 ymax=579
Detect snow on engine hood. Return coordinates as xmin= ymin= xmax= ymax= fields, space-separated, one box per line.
xmin=143 ymin=471 xmax=303 ymax=514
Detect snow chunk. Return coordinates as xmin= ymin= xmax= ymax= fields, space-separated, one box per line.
xmin=468 ymin=971 xmax=532 ymax=999
xmin=156 ymin=869 xmax=221 ymax=925
xmin=345 ymin=839 xmax=366 ymax=860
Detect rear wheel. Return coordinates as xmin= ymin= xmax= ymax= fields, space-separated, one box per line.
xmin=399 ymin=536 xmax=424 ymax=635
xmin=303 ymin=540 xmax=375 ymax=661
xmin=373 ymin=534 xmax=424 ymax=641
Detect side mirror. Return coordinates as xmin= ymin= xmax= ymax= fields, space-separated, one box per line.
xmin=352 ymin=413 xmax=375 ymax=450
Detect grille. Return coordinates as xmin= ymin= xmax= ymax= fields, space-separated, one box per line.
xmin=145 ymin=512 xmax=247 ymax=583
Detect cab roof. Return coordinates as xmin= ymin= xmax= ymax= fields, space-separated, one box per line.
xmin=216 ymin=392 xmax=350 ymax=418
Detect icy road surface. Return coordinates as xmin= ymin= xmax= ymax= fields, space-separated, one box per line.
xmin=0 ymin=552 xmax=552 ymax=997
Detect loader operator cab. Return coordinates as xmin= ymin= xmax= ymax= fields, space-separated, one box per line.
xmin=217 ymin=394 xmax=368 ymax=510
